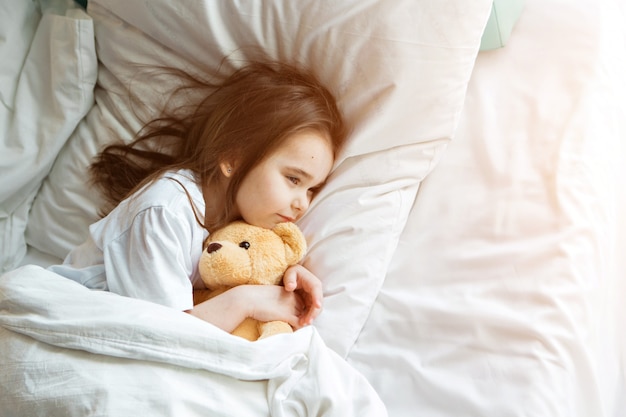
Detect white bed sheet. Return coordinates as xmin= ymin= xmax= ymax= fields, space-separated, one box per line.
xmin=5 ymin=0 xmax=626 ymax=415
xmin=345 ymin=0 xmax=626 ymax=416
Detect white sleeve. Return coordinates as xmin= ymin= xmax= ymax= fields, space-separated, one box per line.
xmin=103 ymin=206 xmax=195 ymax=311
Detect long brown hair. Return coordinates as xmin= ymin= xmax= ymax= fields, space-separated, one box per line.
xmin=90 ymin=60 xmax=348 ymax=231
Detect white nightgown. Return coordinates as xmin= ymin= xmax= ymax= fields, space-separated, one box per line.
xmin=49 ymin=169 xmax=208 ymax=311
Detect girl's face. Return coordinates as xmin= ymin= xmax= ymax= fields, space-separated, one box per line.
xmin=233 ymin=130 xmax=334 ymax=229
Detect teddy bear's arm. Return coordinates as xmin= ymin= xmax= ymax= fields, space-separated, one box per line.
xmin=258 ymin=320 xmax=293 ymax=339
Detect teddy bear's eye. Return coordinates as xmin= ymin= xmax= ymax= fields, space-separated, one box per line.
xmin=239 ymin=241 xmax=250 ymax=250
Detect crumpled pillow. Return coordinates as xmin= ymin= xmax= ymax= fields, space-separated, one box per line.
xmin=0 ymin=1 xmax=96 ymax=272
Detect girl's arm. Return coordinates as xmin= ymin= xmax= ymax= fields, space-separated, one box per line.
xmin=186 ymin=284 xmax=304 ymax=333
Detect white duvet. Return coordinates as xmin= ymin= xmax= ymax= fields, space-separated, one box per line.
xmin=0 ymin=265 xmax=386 ymax=417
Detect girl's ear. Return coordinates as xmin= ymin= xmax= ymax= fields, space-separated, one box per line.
xmin=219 ymin=161 xmax=234 ymax=178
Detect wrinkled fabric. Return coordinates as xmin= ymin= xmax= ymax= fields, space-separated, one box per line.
xmin=0 ymin=265 xmax=387 ymax=417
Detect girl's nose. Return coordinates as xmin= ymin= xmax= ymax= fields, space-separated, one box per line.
xmin=293 ymin=192 xmax=310 ymax=213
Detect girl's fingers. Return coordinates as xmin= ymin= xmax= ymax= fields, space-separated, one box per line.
xmin=281 ymin=264 xmax=324 ymax=326
xmin=286 ymin=265 xmax=323 ymax=304
xmin=283 ymin=267 xmax=298 ymax=291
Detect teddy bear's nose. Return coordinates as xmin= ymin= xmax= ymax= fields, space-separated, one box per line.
xmin=206 ymin=243 xmax=222 ymax=254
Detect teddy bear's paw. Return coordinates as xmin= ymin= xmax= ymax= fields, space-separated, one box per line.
xmin=258 ymin=321 xmax=293 ymax=339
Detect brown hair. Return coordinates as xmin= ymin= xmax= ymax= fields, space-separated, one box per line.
xmin=90 ymin=60 xmax=348 ymax=231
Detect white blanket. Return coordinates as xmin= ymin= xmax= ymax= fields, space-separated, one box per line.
xmin=0 ymin=265 xmax=386 ymax=417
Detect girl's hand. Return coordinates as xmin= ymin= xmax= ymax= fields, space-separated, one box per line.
xmin=188 ymin=284 xmax=305 ymax=332
xmin=240 ymin=284 xmax=306 ymax=328
xmin=282 ymin=264 xmax=323 ymax=327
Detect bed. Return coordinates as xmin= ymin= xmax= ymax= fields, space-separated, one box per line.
xmin=1 ymin=0 xmax=624 ymax=416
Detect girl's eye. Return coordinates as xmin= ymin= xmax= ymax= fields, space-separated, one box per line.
xmin=287 ymin=176 xmax=299 ymax=185
xmin=239 ymin=241 xmax=250 ymax=250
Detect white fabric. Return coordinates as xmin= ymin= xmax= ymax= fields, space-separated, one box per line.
xmin=0 ymin=265 xmax=387 ymax=417
xmin=18 ymin=245 xmax=62 ymax=268
xmin=346 ymin=0 xmax=626 ymax=416
xmin=49 ymin=170 xmax=207 ymax=311
xmin=0 ymin=0 xmax=626 ymax=417
xmin=25 ymin=0 xmax=492 ymax=358
xmin=0 ymin=0 xmax=96 ymax=272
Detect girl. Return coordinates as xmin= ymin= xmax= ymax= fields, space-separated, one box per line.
xmin=49 ymin=61 xmax=348 ymax=333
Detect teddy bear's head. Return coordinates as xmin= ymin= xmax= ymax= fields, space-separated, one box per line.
xmin=198 ymin=220 xmax=307 ymax=290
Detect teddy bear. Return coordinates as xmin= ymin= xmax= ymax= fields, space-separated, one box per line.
xmin=193 ymin=220 xmax=307 ymax=341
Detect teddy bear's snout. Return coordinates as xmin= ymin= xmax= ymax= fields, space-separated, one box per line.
xmin=206 ymin=243 xmax=222 ymax=254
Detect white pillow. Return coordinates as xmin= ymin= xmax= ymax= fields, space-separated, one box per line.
xmin=26 ymin=0 xmax=492 ymax=356
xmin=0 ymin=1 xmax=96 ymax=272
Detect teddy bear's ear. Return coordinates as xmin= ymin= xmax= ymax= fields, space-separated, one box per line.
xmin=273 ymin=222 xmax=307 ymax=264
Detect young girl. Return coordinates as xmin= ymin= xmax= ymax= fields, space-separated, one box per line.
xmin=48 ymin=61 xmax=348 ymax=333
